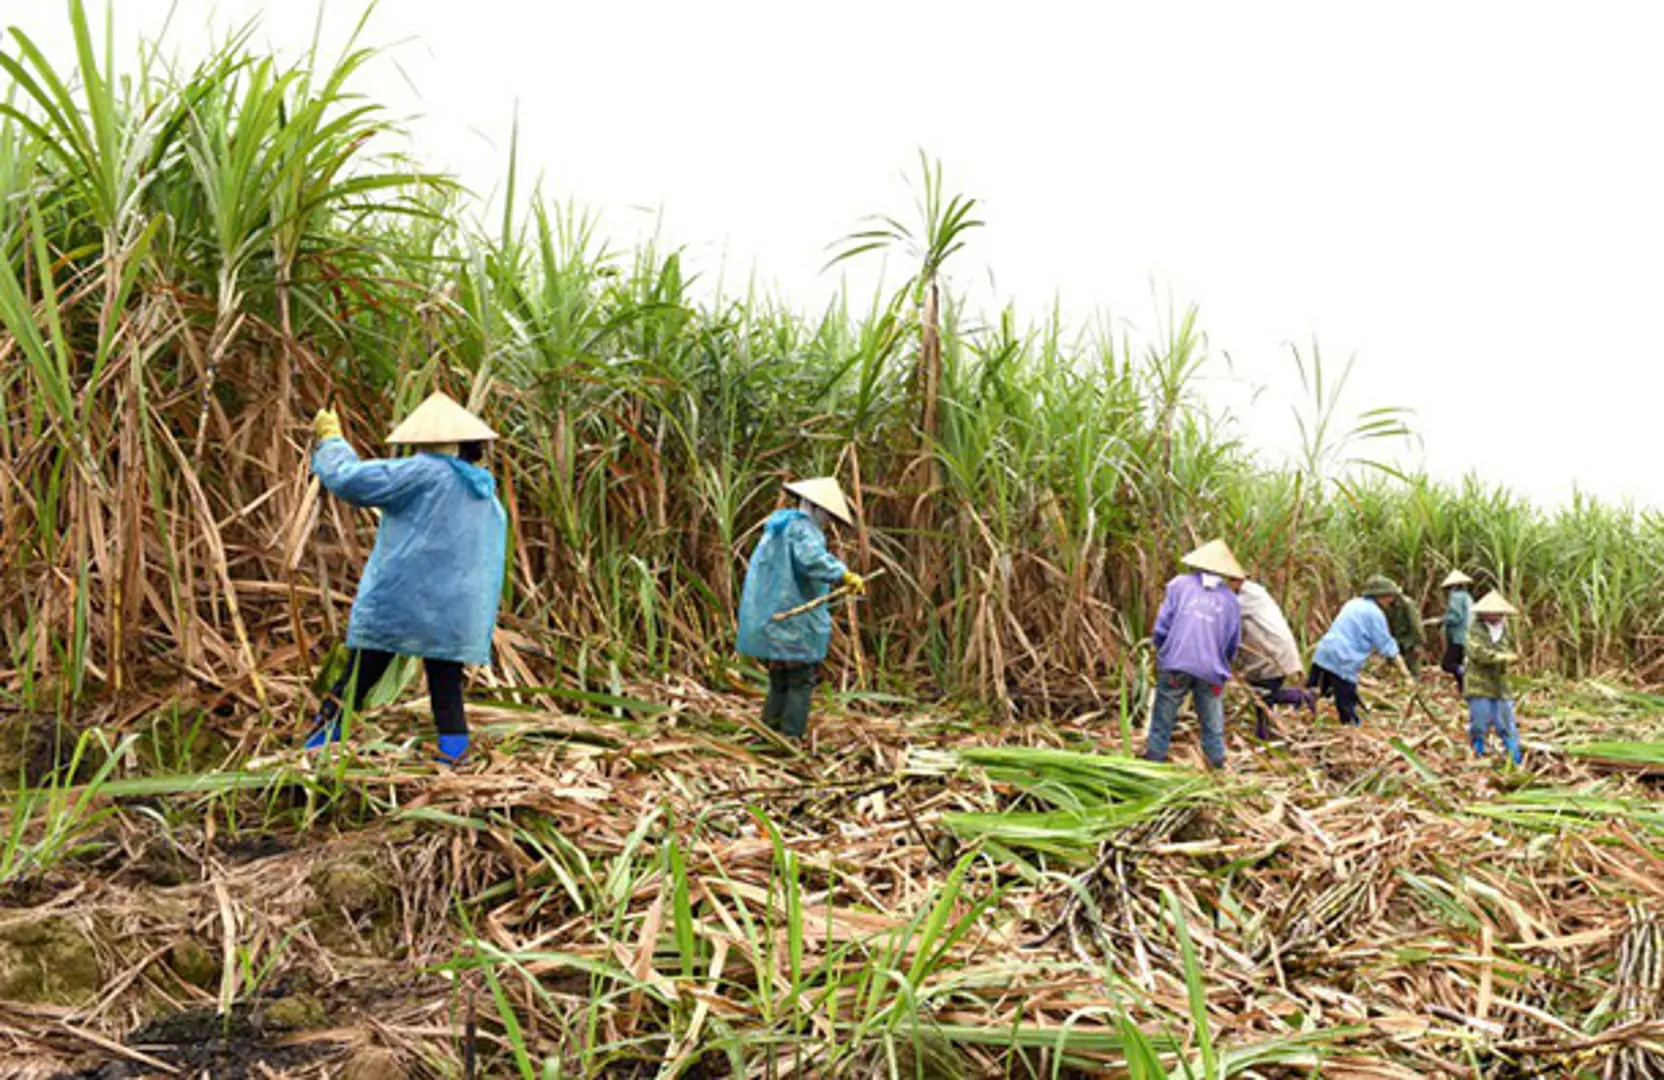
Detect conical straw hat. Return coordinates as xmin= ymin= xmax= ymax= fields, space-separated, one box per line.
xmin=1471 ymin=590 xmax=1518 ymax=616
xmin=784 ymin=477 xmax=853 ymax=526
xmin=386 ymin=391 xmax=497 ymax=445
xmin=1180 ymin=539 xmax=1246 ymax=579
xmin=1440 ymin=570 xmax=1474 ymax=588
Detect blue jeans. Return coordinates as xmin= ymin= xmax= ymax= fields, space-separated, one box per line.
xmin=1145 ymin=671 xmax=1227 ymax=768
xmin=1468 ymin=697 xmax=1521 ymax=764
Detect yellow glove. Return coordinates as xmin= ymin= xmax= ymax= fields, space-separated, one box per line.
xmin=1495 ymin=651 xmax=1519 ymax=664
xmin=313 ymin=408 xmax=342 ymax=442
xmin=841 ymin=570 xmax=867 ymax=597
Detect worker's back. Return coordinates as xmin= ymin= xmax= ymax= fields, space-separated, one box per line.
xmin=315 ymin=444 xmax=508 ymax=666
xmin=1312 ymin=597 xmax=1398 ymax=682
xmin=735 ymin=510 xmax=847 ymax=663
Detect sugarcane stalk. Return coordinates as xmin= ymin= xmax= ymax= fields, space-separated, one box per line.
xmin=771 ymin=568 xmax=886 ymax=622
xmin=283 ymin=473 xmax=322 ymax=688
xmin=1403 ymin=683 xmax=1439 ymax=724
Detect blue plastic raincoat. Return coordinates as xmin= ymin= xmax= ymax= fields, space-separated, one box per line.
xmin=313 ymin=439 xmax=508 ymax=666
xmin=735 ymin=509 xmax=849 ymax=663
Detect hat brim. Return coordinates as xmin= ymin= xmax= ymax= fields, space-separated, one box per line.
xmin=1472 ymin=592 xmax=1519 ymax=616
xmin=1180 ymin=540 xmax=1247 ymax=579
xmin=386 ymin=391 xmax=498 ymax=444
xmin=784 ymin=478 xmax=854 ymax=526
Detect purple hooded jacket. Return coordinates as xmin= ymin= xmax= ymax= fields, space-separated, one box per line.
xmin=1152 ymin=572 xmax=1242 ymax=686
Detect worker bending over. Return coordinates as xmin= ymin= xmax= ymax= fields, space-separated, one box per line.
xmin=1236 ymin=579 xmax=1315 ymax=739
xmin=1307 ymin=576 xmax=1414 ymax=726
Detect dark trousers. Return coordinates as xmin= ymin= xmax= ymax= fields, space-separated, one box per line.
xmin=1250 ymin=677 xmax=1316 ymax=709
xmin=319 ymin=648 xmax=468 ymax=736
xmin=761 ymin=663 xmax=818 ymax=739
xmin=1306 ymin=663 xmax=1362 ymax=726
xmin=1440 ymin=640 xmax=1466 ymax=693
xmin=1248 ymin=677 xmax=1315 ymax=737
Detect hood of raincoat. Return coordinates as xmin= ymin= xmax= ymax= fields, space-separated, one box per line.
xmin=313 ymin=440 xmax=508 ymax=666
xmin=435 ymin=453 xmax=497 ymax=500
xmin=735 ymin=509 xmax=850 ymax=663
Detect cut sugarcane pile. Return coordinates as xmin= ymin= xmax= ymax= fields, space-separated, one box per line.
xmin=0 ymin=674 xmax=1659 ymax=1077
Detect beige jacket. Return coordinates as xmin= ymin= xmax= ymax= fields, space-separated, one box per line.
xmin=1237 ymin=581 xmax=1303 ymax=681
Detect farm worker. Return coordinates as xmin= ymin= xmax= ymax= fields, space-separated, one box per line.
xmin=1306 ymin=576 xmax=1414 ymax=727
xmin=1384 ymin=583 xmax=1425 ymax=676
xmin=304 ymin=391 xmax=508 ymax=766
xmin=735 ymin=477 xmax=865 ymax=740
xmin=1439 ymin=570 xmax=1475 ymax=693
xmin=1143 ymin=540 xmax=1244 ymax=769
xmin=1236 ymin=580 xmax=1315 ymax=740
xmin=1465 ymin=591 xmax=1523 ymax=764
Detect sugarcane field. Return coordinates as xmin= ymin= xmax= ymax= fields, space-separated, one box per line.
xmin=2 ymin=3 xmax=1663 ymax=1078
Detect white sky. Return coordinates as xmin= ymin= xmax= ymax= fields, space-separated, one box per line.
xmin=9 ymin=1 xmax=1662 ymax=509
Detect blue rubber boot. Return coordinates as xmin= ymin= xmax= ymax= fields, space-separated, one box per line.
xmin=436 ymin=734 xmax=470 ymax=766
xmin=303 ymin=719 xmax=343 ymax=751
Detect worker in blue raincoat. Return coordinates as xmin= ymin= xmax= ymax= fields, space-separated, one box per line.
xmin=304 ymin=391 xmax=508 ymax=765
xmin=735 ymin=477 xmax=865 ymax=739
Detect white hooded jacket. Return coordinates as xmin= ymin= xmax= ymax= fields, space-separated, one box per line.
xmin=1236 ymin=581 xmax=1304 ymax=681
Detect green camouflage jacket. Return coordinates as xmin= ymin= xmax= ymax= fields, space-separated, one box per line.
xmin=1386 ymin=597 xmax=1426 ymax=670
xmin=1465 ymin=620 xmax=1516 ymax=701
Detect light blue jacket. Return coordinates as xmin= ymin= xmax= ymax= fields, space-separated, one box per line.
xmin=1443 ymin=588 xmax=1473 ymax=646
xmin=313 ymin=439 xmax=508 ymax=666
xmin=1312 ymin=597 xmax=1401 ymax=682
xmin=735 ymin=509 xmax=849 ymax=663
